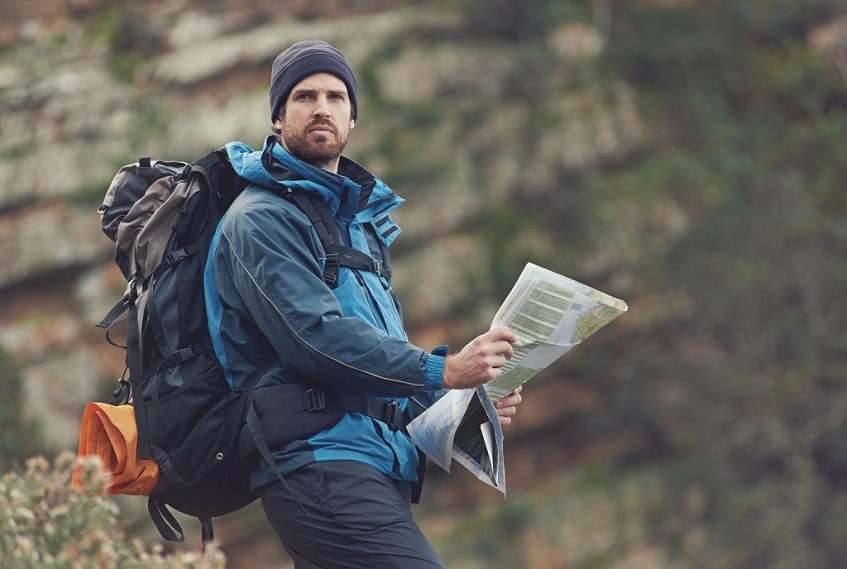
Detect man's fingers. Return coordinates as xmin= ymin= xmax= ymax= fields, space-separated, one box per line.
xmin=496 ymin=404 xmax=517 ymax=417
xmin=489 ymin=326 xmax=518 ymax=344
xmin=496 ymin=391 xmax=522 ymax=408
xmin=489 ymin=347 xmax=512 ymax=368
xmin=496 ymin=340 xmax=515 ymax=361
xmin=496 ymin=386 xmax=523 ymax=406
xmin=444 ymin=328 xmax=519 ymax=389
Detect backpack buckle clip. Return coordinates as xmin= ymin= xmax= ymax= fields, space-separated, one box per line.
xmin=383 ymin=401 xmax=402 ymax=428
xmin=165 ymin=244 xmax=199 ymax=266
xmin=172 ymin=344 xmax=201 ymax=364
xmin=304 ymin=387 xmax=326 ymax=412
xmin=322 ymin=253 xmax=340 ymax=287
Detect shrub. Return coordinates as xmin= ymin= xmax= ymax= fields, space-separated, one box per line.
xmin=0 ymin=453 xmax=226 ymax=569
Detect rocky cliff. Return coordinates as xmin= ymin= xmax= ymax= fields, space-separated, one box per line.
xmin=0 ymin=0 xmax=639 ymax=453
xmin=0 ymin=1 xmax=656 ymax=555
xmin=0 ymin=1 xmax=648 ymax=564
xmin=5 ymin=1 xmax=847 ymax=567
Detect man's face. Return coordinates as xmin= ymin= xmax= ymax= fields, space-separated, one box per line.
xmin=274 ymin=72 xmax=354 ymax=171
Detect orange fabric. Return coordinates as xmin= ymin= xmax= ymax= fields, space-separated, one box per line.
xmin=72 ymin=402 xmax=159 ymax=495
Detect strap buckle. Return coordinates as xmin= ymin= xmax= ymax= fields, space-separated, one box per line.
xmin=322 ymin=253 xmax=340 ymax=287
xmin=304 ymin=387 xmax=326 ymax=412
xmin=110 ymin=375 xmax=131 ymax=404
xmin=171 ymin=344 xmax=201 ymax=364
xmin=165 ymin=244 xmax=199 ymax=266
xmin=366 ymin=399 xmax=402 ymax=429
xmin=383 ymin=401 xmax=402 ymax=428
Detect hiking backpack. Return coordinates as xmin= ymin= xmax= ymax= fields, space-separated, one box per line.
xmin=94 ymin=144 xmax=398 ymax=545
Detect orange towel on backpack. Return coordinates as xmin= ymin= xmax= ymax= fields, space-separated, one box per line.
xmin=72 ymin=402 xmax=159 ymax=496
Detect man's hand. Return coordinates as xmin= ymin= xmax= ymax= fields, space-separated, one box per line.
xmin=442 ymin=327 xmax=518 ymax=390
xmin=495 ymin=386 xmax=522 ymax=428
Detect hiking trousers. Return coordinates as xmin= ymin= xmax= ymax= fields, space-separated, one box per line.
xmin=259 ymin=460 xmax=445 ymax=569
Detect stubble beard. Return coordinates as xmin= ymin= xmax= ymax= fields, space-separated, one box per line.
xmin=281 ymin=121 xmax=347 ymax=171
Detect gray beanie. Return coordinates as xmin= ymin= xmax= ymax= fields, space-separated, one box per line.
xmin=269 ymin=40 xmax=358 ymax=123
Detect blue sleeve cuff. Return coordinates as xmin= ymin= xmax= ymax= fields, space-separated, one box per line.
xmin=424 ymin=347 xmax=448 ymax=389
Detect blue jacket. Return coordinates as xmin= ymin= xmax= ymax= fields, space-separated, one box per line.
xmin=204 ymin=136 xmax=445 ymax=486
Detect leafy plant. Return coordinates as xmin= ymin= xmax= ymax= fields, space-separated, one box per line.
xmin=0 ymin=453 xmax=226 ymax=569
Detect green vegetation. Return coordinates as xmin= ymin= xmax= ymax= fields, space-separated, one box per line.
xmin=459 ymin=0 xmax=590 ymax=39
xmin=83 ymin=5 xmax=165 ymax=83
xmin=0 ymin=348 xmax=44 ymax=470
xmin=437 ymin=1 xmax=847 ymax=566
xmin=0 ymin=453 xmax=224 ymax=568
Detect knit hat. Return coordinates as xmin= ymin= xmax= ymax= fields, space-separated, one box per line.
xmin=269 ymin=40 xmax=358 ymax=124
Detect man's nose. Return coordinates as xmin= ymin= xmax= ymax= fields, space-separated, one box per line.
xmin=313 ymin=95 xmax=330 ymax=117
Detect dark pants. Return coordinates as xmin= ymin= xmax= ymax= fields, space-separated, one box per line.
xmin=259 ymin=460 xmax=445 ymax=569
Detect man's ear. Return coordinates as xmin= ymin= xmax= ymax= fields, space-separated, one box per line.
xmin=349 ymin=119 xmax=356 ymax=129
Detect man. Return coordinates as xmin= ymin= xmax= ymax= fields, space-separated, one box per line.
xmin=205 ymin=39 xmax=523 ymax=568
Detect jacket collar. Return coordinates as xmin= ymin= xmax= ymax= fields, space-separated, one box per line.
xmin=225 ymin=137 xmax=404 ymax=241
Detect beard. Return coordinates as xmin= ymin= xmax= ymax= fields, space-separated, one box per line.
xmin=280 ymin=119 xmax=348 ymax=170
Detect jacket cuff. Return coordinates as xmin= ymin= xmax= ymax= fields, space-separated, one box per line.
xmin=424 ymin=347 xmax=448 ymax=389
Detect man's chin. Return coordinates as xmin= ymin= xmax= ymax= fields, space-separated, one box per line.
xmin=283 ymin=133 xmax=347 ymax=167
xmin=309 ymin=143 xmax=341 ymax=161
xmin=297 ymin=147 xmax=344 ymax=168
xmin=310 ymin=132 xmax=335 ymax=143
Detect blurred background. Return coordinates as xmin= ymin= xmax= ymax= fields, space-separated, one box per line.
xmin=1 ymin=0 xmax=847 ymax=567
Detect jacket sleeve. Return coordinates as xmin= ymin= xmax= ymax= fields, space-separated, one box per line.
xmin=215 ymin=191 xmax=444 ymax=398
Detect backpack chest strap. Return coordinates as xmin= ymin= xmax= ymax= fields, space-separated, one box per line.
xmin=324 ymin=246 xmax=392 ymax=286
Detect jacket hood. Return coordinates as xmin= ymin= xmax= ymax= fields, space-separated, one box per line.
xmin=223 ymin=136 xmax=404 ymax=232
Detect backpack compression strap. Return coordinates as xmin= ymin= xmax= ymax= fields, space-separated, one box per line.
xmin=126 ymin=278 xmax=151 ymax=460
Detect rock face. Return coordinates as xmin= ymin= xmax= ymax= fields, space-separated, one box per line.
xmin=0 ymin=3 xmax=642 ymax=455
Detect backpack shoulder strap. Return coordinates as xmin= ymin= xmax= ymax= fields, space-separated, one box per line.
xmin=279 ymin=189 xmax=392 ymax=287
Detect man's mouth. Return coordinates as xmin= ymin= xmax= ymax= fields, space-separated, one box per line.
xmin=308 ymin=123 xmax=336 ymax=135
